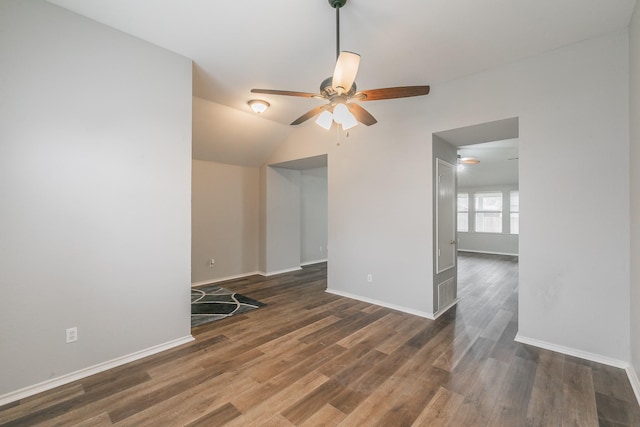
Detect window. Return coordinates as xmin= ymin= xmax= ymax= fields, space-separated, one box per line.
xmin=457 ymin=193 xmax=469 ymax=232
xmin=510 ymin=190 xmax=519 ymax=234
xmin=474 ymin=192 xmax=502 ymax=233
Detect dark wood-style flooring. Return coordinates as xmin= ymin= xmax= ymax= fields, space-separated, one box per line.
xmin=1 ymin=253 xmax=639 ymax=426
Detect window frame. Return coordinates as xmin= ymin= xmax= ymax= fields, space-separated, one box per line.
xmin=510 ymin=190 xmax=519 ymax=235
xmin=457 ymin=192 xmax=469 ymax=233
xmin=474 ymin=191 xmax=503 ymax=234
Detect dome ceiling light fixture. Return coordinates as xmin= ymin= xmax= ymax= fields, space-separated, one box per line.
xmin=250 ymin=0 xmax=430 ymax=131
xmin=248 ymin=99 xmax=270 ymax=114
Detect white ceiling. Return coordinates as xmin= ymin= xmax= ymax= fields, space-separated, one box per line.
xmin=457 ymin=139 xmax=519 ymax=187
xmin=46 ymin=0 xmax=637 ymax=166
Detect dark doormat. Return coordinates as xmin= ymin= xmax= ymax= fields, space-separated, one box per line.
xmin=191 ymin=285 xmax=265 ymax=327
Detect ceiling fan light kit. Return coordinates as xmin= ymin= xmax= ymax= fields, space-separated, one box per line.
xmin=250 ymin=0 xmax=430 ymax=131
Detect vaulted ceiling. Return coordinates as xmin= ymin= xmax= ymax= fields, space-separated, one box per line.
xmin=47 ymin=0 xmax=637 ymax=166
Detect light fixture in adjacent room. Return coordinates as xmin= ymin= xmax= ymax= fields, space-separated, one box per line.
xmin=457 ymin=154 xmax=480 ymax=172
xmin=248 ymin=99 xmax=270 ymax=114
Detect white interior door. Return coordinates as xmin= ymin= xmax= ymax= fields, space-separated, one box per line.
xmin=436 ymin=159 xmax=456 ymax=273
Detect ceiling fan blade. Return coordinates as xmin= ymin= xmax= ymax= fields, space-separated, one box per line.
xmin=358 ymin=85 xmax=430 ymax=101
xmin=347 ymin=103 xmax=377 ymax=126
xmin=332 ymin=51 xmax=360 ymax=94
xmin=251 ymin=89 xmax=318 ymax=98
xmin=291 ymin=104 xmax=329 ymax=125
xmin=460 ymin=157 xmax=480 ymax=165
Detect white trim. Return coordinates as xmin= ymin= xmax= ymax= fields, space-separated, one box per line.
xmin=191 ymin=271 xmax=261 ymax=287
xmin=435 ymin=158 xmax=457 ymax=274
xmin=626 ymin=365 xmax=640 ymax=406
xmin=326 ymin=288 xmax=435 ymax=320
xmin=300 ymin=259 xmax=328 ymax=266
xmin=0 ymin=335 xmax=194 ymax=406
xmin=263 ymin=266 xmax=302 ymax=276
xmin=514 ymin=333 xmax=628 ymax=369
xmin=458 ymin=249 xmax=519 ymax=256
xmin=433 ymin=298 xmax=460 ymax=319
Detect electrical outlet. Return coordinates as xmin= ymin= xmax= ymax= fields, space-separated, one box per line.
xmin=367 ymin=274 xmax=373 ymax=283
xmin=209 ymin=259 xmax=215 ymax=268
xmin=66 ymin=327 xmax=78 ymax=343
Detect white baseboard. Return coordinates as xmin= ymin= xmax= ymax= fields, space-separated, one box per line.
xmin=300 ymin=259 xmax=328 ymax=266
xmin=458 ymin=249 xmax=519 ymax=256
xmin=326 ymin=288 xmax=434 ymax=320
xmin=0 ymin=335 xmax=194 ymax=406
xmin=514 ymin=333 xmax=628 ymax=369
xmin=262 ymin=266 xmax=302 ymax=276
xmin=192 ymin=271 xmax=261 ymax=287
xmin=433 ymin=299 xmax=459 ymax=319
xmin=627 ymin=365 xmax=640 ymax=406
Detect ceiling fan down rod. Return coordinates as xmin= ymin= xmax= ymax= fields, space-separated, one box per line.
xmin=329 ymin=0 xmax=347 ymax=60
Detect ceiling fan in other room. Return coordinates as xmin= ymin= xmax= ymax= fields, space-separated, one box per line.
xmin=250 ymin=0 xmax=430 ymax=131
xmin=457 ymin=154 xmax=480 ymax=171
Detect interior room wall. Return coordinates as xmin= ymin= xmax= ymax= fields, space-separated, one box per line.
xmin=0 ymin=0 xmax=192 ymax=398
xmin=273 ymin=29 xmax=630 ymax=362
xmin=192 ymin=160 xmax=260 ymax=284
xmin=264 ymin=167 xmax=302 ymax=274
xmin=457 ymin=185 xmax=519 ymax=255
xmin=300 ymin=167 xmax=328 ymax=265
xmin=629 ymin=0 xmax=640 ymax=395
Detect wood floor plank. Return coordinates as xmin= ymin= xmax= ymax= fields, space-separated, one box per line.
xmin=184 ymin=402 xmax=242 ymax=427
xmin=479 ymin=308 xmax=514 ymax=341
xmin=487 ymin=354 xmax=538 ymax=426
xmin=525 ymin=350 xmax=564 ymax=426
xmin=226 ymin=372 xmax=330 ymax=427
xmin=411 ymin=386 xmax=464 ymax=426
xmin=3 ymin=256 xmax=639 ymax=426
xmin=299 ymin=404 xmax=346 ymax=426
xmin=282 ymin=347 xmax=387 ymax=424
xmin=562 ymin=360 xmax=599 ymax=427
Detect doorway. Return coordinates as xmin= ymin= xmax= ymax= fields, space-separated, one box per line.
xmin=266 ymin=155 xmax=328 ymax=273
xmin=432 ymin=117 xmax=520 ymax=317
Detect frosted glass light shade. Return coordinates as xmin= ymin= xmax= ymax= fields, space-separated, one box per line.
xmin=248 ymin=99 xmax=269 ymax=113
xmin=315 ymin=110 xmax=333 ymax=130
xmin=333 ymin=103 xmax=358 ymax=130
xmin=332 ymin=51 xmax=360 ymax=94
xmin=341 ymin=113 xmax=358 ymax=130
xmin=332 ymin=103 xmax=351 ymax=124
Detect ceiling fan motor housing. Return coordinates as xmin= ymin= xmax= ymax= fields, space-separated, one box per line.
xmin=320 ymin=76 xmax=357 ymax=98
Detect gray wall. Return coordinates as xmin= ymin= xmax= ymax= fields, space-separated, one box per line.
xmin=191 ymin=160 xmax=259 ymax=283
xmin=301 ymin=167 xmax=328 ymax=265
xmin=270 ymin=29 xmax=630 ymax=363
xmin=264 ymin=167 xmax=301 ymax=274
xmin=0 ymin=0 xmax=192 ymax=396
xmin=629 ymin=0 xmax=640 ymax=394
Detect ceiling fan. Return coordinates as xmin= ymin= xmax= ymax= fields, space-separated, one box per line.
xmin=457 ymin=154 xmax=480 ymax=171
xmin=250 ymin=0 xmax=430 ymax=131
xmin=458 ymin=155 xmax=480 ymax=165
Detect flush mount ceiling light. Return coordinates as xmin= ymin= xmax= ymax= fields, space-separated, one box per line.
xmin=250 ymin=0 xmax=430 ymax=131
xmin=248 ymin=99 xmax=270 ymax=114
